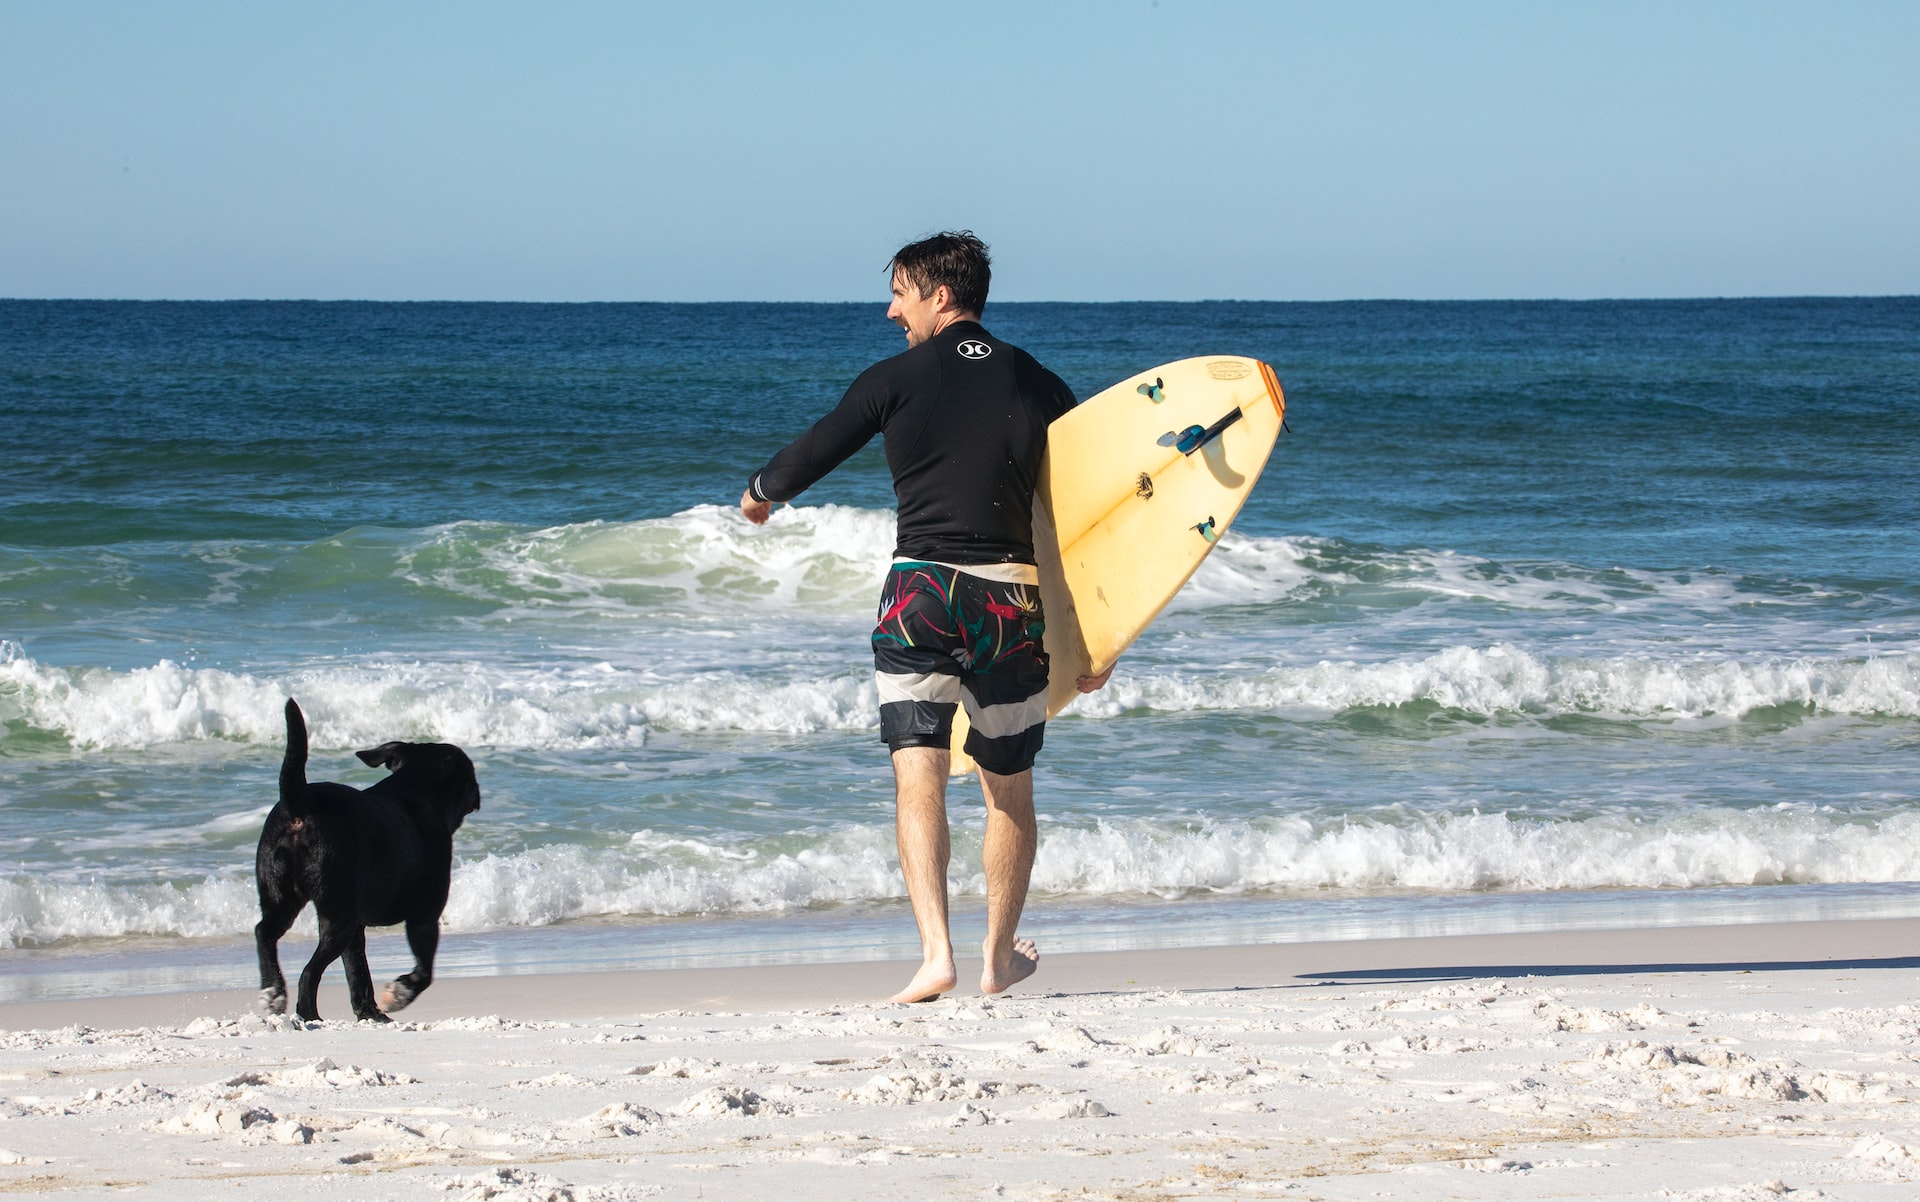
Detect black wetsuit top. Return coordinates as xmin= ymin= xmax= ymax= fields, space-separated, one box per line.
xmin=748 ymin=321 xmax=1077 ymax=564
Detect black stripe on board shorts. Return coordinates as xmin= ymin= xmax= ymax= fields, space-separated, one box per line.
xmin=872 ymin=561 xmax=1050 ymax=775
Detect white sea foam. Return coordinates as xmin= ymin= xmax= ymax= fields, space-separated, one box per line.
xmin=439 ymin=828 xmax=904 ymax=931
xmin=400 ymin=503 xmax=897 ymax=616
xmin=256 ymin=506 xmax=1832 ymax=623
xmin=394 ymin=508 xmax=1321 ymax=619
xmin=6 ymin=807 xmax=1919 ymax=947
xmin=1080 ymin=644 xmax=1920 ymax=720
xmin=4 ymin=641 xmax=1914 ymax=752
xmin=1162 ymin=533 xmax=1329 ymax=610
xmin=1030 ymin=809 xmax=1920 ymax=895
xmin=0 ymin=648 xmax=879 ymax=751
xmin=1173 ymin=532 xmax=1834 ymax=618
xmin=0 ymin=873 xmax=260 ymax=947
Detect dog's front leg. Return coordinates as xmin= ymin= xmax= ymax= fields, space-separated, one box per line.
xmin=381 ymin=914 xmax=439 ymax=1013
xmin=296 ymin=915 xmax=352 ymax=1022
xmin=340 ymin=925 xmax=390 ymax=1022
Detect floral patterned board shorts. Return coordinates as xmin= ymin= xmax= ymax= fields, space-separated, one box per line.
xmin=871 ymin=561 xmax=1050 ymax=775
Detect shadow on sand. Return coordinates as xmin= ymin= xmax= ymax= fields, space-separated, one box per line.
xmin=1298 ymin=954 xmax=1920 ymax=987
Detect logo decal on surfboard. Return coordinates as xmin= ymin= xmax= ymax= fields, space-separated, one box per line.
xmin=1207 ymin=361 xmax=1252 ymax=380
xmin=957 ymin=340 xmax=993 ymax=359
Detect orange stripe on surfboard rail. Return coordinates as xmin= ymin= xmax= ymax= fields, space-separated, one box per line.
xmin=1258 ymin=359 xmax=1286 ymax=424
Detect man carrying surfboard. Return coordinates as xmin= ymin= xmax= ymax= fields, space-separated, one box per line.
xmin=739 ymin=231 xmax=1108 ymax=1002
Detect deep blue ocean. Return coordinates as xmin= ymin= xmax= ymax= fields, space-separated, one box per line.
xmin=3 ymin=297 xmax=1917 ymax=1002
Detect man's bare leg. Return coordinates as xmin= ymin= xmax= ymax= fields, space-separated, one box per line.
xmin=889 ymin=745 xmax=958 ymax=1003
xmin=979 ymin=764 xmax=1039 ymax=994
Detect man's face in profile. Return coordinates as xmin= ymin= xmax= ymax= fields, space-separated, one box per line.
xmin=886 ymin=270 xmax=945 ymax=347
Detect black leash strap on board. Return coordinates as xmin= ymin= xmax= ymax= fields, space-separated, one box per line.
xmin=1172 ymin=407 xmax=1244 ymax=456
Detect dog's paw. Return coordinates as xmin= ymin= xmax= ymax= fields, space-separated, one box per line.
xmin=258 ymin=986 xmax=287 ymax=1016
xmin=378 ymin=979 xmax=419 ymax=1013
xmin=356 ymin=1010 xmax=393 ymax=1024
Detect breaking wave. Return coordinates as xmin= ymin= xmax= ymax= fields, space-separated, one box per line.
xmin=1079 ymin=644 xmax=1920 ymax=721
xmin=6 ymin=806 xmax=1919 ymax=947
xmin=2 ymin=639 xmax=1913 ymax=753
xmin=3 ymin=503 xmax=1858 ymax=626
xmin=395 ymin=504 xmax=897 ymax=616
xmin=400 ymin=508 xmax=1861 ymax=620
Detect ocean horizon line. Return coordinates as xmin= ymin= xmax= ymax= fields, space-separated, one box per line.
xmin=4 ymin=293 xmax=1916 ymax=307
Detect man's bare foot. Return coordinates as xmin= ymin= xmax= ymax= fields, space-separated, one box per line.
xmin=888 ymin=957 xmax=957 ymax=1003
xmin=981 ymin=936 xmax=1038 ymax=994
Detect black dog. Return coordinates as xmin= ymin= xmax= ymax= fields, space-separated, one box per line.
xmin=255 ymin=699 xmax=481 ymax=1022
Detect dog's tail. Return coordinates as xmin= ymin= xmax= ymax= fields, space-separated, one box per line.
xmin=281 ymin=698 xmax=310 ymax=814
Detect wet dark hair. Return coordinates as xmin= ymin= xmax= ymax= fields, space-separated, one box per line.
xmin=888 ymin=231 xmax=991 ymax=315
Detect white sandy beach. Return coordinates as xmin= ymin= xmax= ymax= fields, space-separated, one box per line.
xmin=3 ymin=919 xmax=1919 ymax=1200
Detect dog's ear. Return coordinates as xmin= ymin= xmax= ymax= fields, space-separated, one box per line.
xmin=356 ymin=742 xmax=408 ymax=771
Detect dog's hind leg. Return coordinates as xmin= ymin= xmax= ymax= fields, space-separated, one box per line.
xmin=340 ymin=925 xmax=390 ymax=1023
xmin=295 ymin=913 xmax=354 ymax=1022
xmin=380 ymin=915 xmax=439 ymax=1014
xmin=254 ymin=894 xmax=302 ymax=1015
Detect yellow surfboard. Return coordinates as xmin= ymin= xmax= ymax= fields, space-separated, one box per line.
xmin=949 ymin=356 xmax=1286 ymax=775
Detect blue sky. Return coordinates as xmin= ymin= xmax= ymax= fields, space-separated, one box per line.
xmin=3 ymin=1 xmax=1915 ymax=301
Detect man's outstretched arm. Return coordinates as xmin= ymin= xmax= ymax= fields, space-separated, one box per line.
xmin=740 ymin=371 xmax=888 ymax=522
